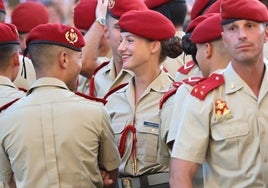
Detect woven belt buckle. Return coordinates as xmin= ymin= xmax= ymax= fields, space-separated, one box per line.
xmin=121 ymin=177 xmax=132 ymax=188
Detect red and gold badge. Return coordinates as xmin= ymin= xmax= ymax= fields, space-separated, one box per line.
xmin=65 ymin=28 xmax=78 ymax=45
xmin=214 ymin=99 xmax=233 ymax=122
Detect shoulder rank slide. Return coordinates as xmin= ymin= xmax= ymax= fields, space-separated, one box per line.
xmin=182 ymin=76 xmax=204 ymax=86
xmin=190 ymin=73 xmax=224 ymax=100
xmin=177 ymin=60 xmax=195 ymax=74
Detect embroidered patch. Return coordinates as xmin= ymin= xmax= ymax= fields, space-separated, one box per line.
xmin=143 ymin=121 xmax=159 ymax=128
xmin=214 ymin=99 xmax=233 ymax=123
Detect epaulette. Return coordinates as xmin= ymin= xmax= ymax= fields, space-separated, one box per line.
xmin=18 ymin=87 xmax=27 ymax=92
xmin=75 ymin=91 xmax=107 ymax=105
xmin=89 ymin=61 xmax=110 ymax=97
xmin=159 ymin=82 xmax=183 ymax=109
xmin=103 ymin=82 xmax=129 ymax=101
xmin=177 ymin=60 xmax=195 ymax=74
xmin=190 ymin=73 xmax=224 ymax=100
xmin=182 ymin=76 xmax=205 ymax=86
xmin=0 ymin=98 xmax=20 ymax=113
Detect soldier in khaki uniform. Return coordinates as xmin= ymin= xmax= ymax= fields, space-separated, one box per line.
xmin=159 ymin=13 xmax=230 ymax=188
xmin=170 ymin=0 xmax=268 ymax=187
xmin=105 ymin=9 xmax=183 ymax=188
xmin=0 ymin=23 xmax=120 ymax=188
xmin=0 ymin=22 xmax=23 ymax=188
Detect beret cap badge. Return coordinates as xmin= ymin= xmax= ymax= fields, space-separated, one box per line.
xmin=65 ymin=28 xmax=78 ymax=45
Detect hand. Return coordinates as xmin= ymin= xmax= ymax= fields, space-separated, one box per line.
xmin=100 ymin=169 xmax=114 ymax=187
xmin=96 ymin=0 xmax=108 ymax=19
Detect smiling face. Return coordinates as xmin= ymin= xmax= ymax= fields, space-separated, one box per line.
xmin=118 ymin=32 xmax=158 ymax=74
xmin=222 ymin=20 xmax=268 ymax=65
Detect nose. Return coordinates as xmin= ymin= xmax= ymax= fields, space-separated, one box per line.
xmin=238 ymin=28 xmax=247 ymax=40
xmin=118 ymin=39 xmax=126 ymax=54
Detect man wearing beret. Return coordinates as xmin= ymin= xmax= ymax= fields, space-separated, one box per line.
xmin=169 ymin=0 xmax=268 ymax=187
xmin=0 ymin=23 xmax=120 ymax=188
xmin=0 ymin=22 xmax=25 ymax=188
xmin=167 ymin=13 xmax=230 ymax=188
xmin=0 ymin=22 xmax=26 ymax=107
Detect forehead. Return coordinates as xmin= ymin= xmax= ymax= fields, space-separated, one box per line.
xmin=223 ymin=19 xmax=260 ymax=27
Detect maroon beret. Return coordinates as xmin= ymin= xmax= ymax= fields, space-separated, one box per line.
xmin=205 ymin=0 xmax=220 ymax=14
xmin=221 ymin=0 xmax=268 ymax=25
xmin=107 ymin=0 xmax=148 ymax=19
xmin=118 ymin=9 xmax=175 ymax=41
xmin=0 ymin=0 xmax=5 ymax=14
xmin=73 ymin=0 xmax=97 ymax=31
xmin=190 ymin=0 xmax=211 ymax=20
xmin=26 ymin=23 xmax=85 ymax=52
xmin=144 ymin=0 xmax=170 ymax=9
xmin=11 ymin=2 xmax=49 ymax=33
xmin=0 ymin=23 xmax=19 ymax=45
xmin=191 ymin=13 xmax=222 ymax=43
xmin=185 ymin=13 xmax=210 ymax=33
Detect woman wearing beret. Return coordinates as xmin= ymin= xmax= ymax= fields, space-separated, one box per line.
xmin=105 ymin=9 xmax=183 ymax=188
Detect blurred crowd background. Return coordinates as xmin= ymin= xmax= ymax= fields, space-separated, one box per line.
xmin=3 ymin=0 xmax=79 ymax=26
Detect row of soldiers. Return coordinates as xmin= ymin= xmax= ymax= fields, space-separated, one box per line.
xmin=0 ymin=0 xmax=268 ymax=187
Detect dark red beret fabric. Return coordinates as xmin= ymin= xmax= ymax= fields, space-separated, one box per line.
xmin=107 ymin=0 xmax=148 ymax=19
xmin=205 ymin=0 xmax=220 ymax=14
xmin=221 ymin=0 xmax=268 ymax=24
xmin=191 ymin=13 xmax=222 ymax=43
xmin=73 ymin=0 xmax=97 ymax=31
xmin=11 ymin=2 xmax=49 ymax=33
xmin=0 ymin=23 xmax=19 ymax=45
xmin=0 ymin=0 xmax=5 ymax=13
xmin=118 ymin=9 xmax=175 ymax=41
xmin=26 ymin=23 xmax=85 ymax=51
xmin=185 ymin=13 xmax=210 ymax=33
xmin=190 ymin=0 xmax=211 ymax=20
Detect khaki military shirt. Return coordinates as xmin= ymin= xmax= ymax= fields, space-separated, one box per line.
xmin=13 ymin=55 xmax=36 ymax=90
xmin=0 ymin=76 xmax=25 ymax=107
xmin=94 ymin=58 xmax=133 ymax=98
xmin=0 ymin=78 xmax=120 ymax=188
xmin=106 ymin=72 xmax=172 ymax=176
xmin=172 ymin=62 xmax=268 ymax=187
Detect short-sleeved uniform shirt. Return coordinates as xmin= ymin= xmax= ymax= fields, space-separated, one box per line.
xmin=105 ymin=71 xmax=172 ymax=176
xmin=0 ymin=78 xmax=120 ymax=188
xmin=0 ymin=76 xmax=26 ymax=106
xmin=94 ymin=58 xmax=133 ymax=98
xmin=172 ymin=62 xmax=268 ymax=187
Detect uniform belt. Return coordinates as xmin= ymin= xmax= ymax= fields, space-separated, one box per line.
xmin=117 ymin=172 xmax=169 ymax=188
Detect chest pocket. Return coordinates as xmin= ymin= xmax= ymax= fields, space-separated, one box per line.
xmin=211 ymin=122 xmax=249 ymax=141
xmin=210 ymin=122 xmax=249 ymax=170
xmin=135 ymin=120 xmax=160 ymax=162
